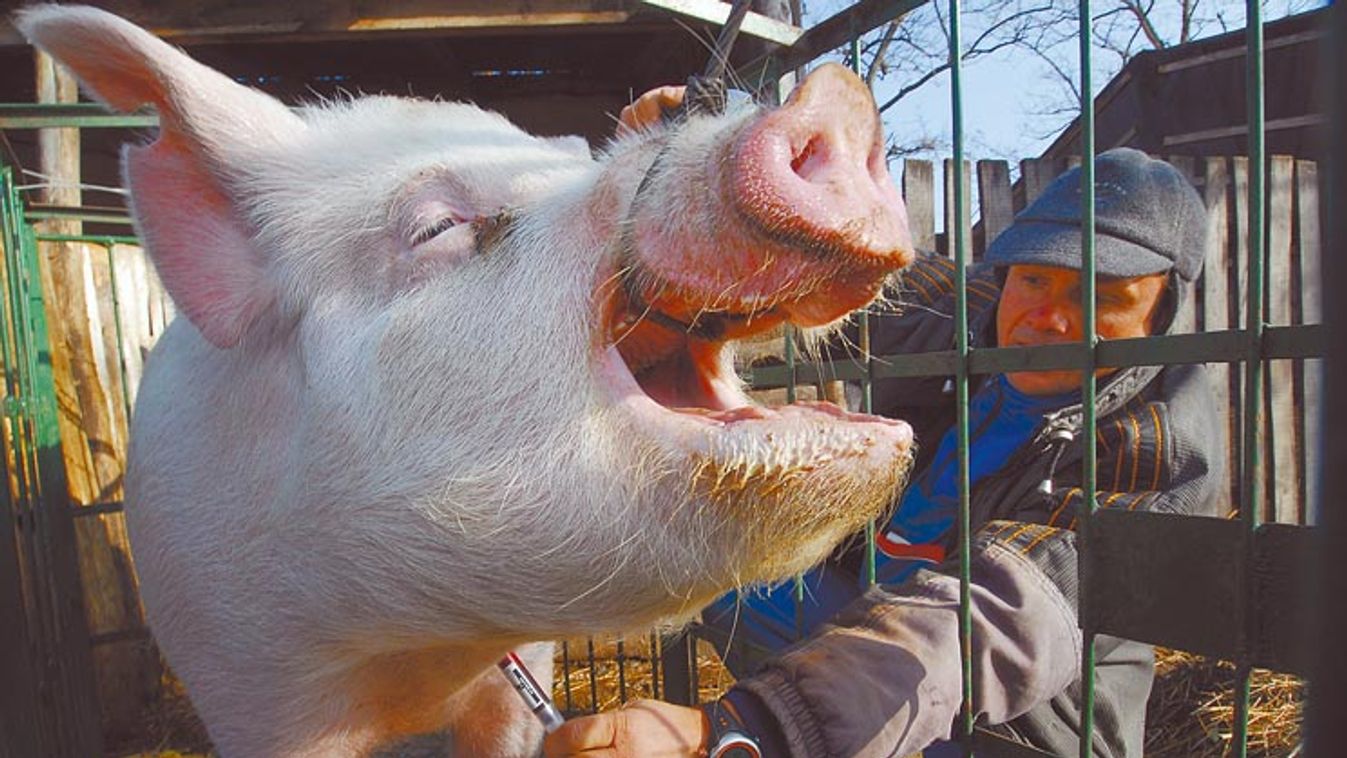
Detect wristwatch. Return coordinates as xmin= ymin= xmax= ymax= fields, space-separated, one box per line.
xmin=702 ymin=698 xmax=763 ymax=758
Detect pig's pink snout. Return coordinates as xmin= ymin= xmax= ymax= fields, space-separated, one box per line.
xmin=730 ymin=63 xmax=913 ymax=266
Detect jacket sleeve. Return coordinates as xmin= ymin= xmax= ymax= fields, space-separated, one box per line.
xmin=727 ymin=366 xmax=1225 ymax=757
xmin=732 ymin=528 xmax=1081 ymax=757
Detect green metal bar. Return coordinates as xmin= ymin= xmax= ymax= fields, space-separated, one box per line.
xmin=1076 ymin=0 xmax=1099 ymax=749
xmin=15 ymin=189 xmax=103 ymax=752
xmin=0 ymin=103 xmax=159 ymax=130
xmin=744 ymin=325 xmax=1325 ymax=388
xmin=784 ymin=325 xmax=805 ymax=637
xmin=34 ymin=233 xmax=140 ymax=246
xmin=1 ymin=170 xmax=36 ymax=515
xmin=25 ymin=209 xmax=134 ymax=226
xmin=947 ymin=0 xmax=974 ymax=751
xmin=851 ymin=31 xmax=878 ymax=588
xmin=1233 ymin=0 xmax=1267 ymax=752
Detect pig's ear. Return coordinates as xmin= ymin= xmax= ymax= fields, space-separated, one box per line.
xmin=15 ymin=5 xmax=306 ymax=348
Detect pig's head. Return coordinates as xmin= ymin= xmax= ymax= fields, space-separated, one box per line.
xmin=20 ymin=4 xmax=913 ymax=750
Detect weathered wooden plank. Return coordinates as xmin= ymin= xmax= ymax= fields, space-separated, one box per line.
xmin=34 ymin=52 xmax=160 ymax=746
xmin=943 ymin=158 xmax=972 ymax=261
xmin=1295 ymin=160 xmax=1322 ymax=525
xmin=1200 ymin=158 xmax=1238 ymax=512
xmin=902 ymin=159 xmax=935 ymax=253
xmin=1232 ymin=156 xmax=1258 ymax=520
xmin=112 ymin=245 xmax=152 ymax=408
xmin=1167 ymin=155 xmax=1200 ymax=334
xmin=976 ymin=160 xmax=1013 ymax=256
xmin=637 ymin=0 xmax=802 ymax=46
xmin=33 ymin=50 xmax=104 ymax=757
xmin=0 ymin=1 xmax=692 ymax=46
xmin=1265 ymin=156 xmax=1297 ymax=524
xmin=1019 ymin=157 xmax=1061 ymax=208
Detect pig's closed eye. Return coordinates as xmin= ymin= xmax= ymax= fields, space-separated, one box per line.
xmin=413 ymin=217 xmax=459 ymax=246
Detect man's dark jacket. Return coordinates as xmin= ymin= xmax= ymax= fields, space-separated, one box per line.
xmin=727 ymin=253 xmax=1226 ymax=757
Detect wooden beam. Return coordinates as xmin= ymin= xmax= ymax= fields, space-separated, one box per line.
xmin=347 ymin=11 xmax=633 ymax=32
xmin=34 ymin=49 xmax=158 ymax=745
xmin=636 ymin=0 xmax=802 ymax=46
xmin=735 ymin=0 xmax=924 ymax=87
xmin=0 ymin=1 xmax=666 ymax=46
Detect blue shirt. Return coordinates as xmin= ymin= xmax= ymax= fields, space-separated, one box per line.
xmin=875 ymin=375 xmax=1076 ymax=584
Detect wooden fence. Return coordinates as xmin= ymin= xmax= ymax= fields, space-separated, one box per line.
xmin=2 ymin=153 xmax=1324 ymax=752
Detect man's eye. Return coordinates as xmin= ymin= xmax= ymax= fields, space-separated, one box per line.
xmin=412 ymin=217 xmax=458 ymax=246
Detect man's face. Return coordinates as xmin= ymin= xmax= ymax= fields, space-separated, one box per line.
xmin=996 ymin=264 xmax=1169 ymax=395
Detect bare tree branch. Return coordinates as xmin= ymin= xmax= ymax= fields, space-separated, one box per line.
xmin=866 ymin=20 xmax=900 ymax=86
xmin=1122 ymin=0 xmax=1167 ymax=48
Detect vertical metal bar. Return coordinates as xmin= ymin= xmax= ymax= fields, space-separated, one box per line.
xmin=0 ymin=166 xmax=44 ymax=758
xmin=1233 ymin=0 xmax=1266 ymax=753
xmin=947 ymin=0 xmax=974 ymax=752
xmin=586 ymin=637 xmax=599 ymax=712
xmin=851 ymin=29 xmax=878 ymax=588
xmin=615 ymin=637 xmax=628 ymax=703
xmin=561 ymin=640 xmax=574 ymax=712
xmin=17 ymin=206 xmax=101 ymax=754
xmin=649 ymin=631 xmax=661 ymax=700
xmin=784 ymin=326 xmax=806 ymax=636
xmin=659 ymin=630 xmax=696 ymax=705
xmin=1076 ymin=0 xmax=1099 ymax=753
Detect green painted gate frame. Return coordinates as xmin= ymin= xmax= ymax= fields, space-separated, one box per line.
xmin=0 ymin=166 xmax=102 ymax=757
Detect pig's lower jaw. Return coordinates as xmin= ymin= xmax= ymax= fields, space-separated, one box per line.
xmin=596 ymin=339 xmax=914 ymax=585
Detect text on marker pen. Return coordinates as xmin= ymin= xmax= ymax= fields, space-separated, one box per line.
xmin=498 ymin=652 xmax=566 ymax=734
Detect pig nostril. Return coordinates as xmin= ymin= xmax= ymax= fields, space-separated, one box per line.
xmin=790 ymin=136 xmax=824 ymax=179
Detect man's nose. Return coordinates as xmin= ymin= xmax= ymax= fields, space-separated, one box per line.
xmin=1024 ymin=303 xmax=1072 ymax=334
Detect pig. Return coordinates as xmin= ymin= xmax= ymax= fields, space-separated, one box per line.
xmin=17 ymin=5 xmax=916 ymax=756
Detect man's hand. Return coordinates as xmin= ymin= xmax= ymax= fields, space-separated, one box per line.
xmin=542 ymin=699 xmax=707 ymax=757
xmin=616 ymin=85 xmax=687 ymax=136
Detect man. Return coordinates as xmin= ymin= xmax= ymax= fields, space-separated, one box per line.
xmin=548 ymin=96 xmax=1222 ymax=757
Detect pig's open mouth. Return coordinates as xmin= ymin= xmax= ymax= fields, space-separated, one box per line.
xmin=589 ymin=62 xmax=915 ymax=533
xmin=595 ymin=277 xmax=913 ymax=482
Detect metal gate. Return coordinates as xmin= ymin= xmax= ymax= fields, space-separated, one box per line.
xmin=0 ymin=1 xmax=1341 ymax=756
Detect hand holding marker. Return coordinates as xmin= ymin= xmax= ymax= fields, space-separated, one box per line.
xmin=498 ymin=652 xmax=566 ymax=733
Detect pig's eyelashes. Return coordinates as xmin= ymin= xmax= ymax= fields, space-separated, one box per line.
xmin=412 ymin=217 xmax=459 ymax=246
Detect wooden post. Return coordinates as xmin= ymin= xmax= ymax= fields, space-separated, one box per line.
xmin=1295 ymin=160 xmax=1322 ymax=525
xmin=902 ymin=159 xmax=935 ymax=253
xmin=34 ymin=50 xmax=157 ymax=746
xmin=976 ymin=160 xmax=1013 ymax=256
xmin=1265 ymin=156 xmax=1297 ymax=524
xmin=1231 ymin=157 xmax=1256 ymax=520
xmin=1200 ymin=157 xmax=1238 ymax=514
xmin=1019 ymin=158 xmax=1061 ymax=209
xmin=943 ymin=158 xmax=971 ymax=261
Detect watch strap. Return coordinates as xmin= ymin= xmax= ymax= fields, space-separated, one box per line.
xmin=701 ymin=698 xmax=763 ymax=758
